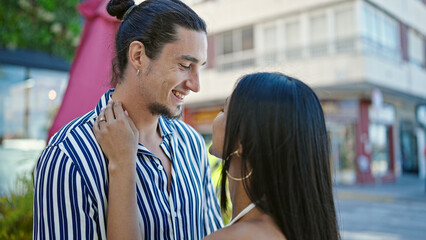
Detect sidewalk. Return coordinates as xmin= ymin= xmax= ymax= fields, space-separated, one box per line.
xmin=335 ymin=174 xmax=426 ymax=203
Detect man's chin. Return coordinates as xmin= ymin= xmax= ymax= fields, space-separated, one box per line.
xmin=169 ymin=105 xmax=183 ymax=119
xmin=208 ymin=146 xmax=220 ymax=158
xmin=148 ymin=102 xmax=182 ymax=119
xmin=173 ymin=105 xmax=183 ymax=119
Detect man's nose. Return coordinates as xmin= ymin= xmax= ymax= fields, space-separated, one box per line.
xmin=186 ymin=69 xmax=200 ymax=93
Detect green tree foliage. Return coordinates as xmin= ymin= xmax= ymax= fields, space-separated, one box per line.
xmin=0 ymin=174 xmax=34 ymax=240
xmin=0 ymin=0 xmax=82 ymax=60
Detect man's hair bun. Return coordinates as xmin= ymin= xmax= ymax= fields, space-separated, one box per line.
xmin=106 ymin=0 xmax=135 ymax=20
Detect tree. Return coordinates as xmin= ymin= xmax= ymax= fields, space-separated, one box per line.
xmin=0 ymin=0 xmax=82 ymax=61
xmin=0 ymin=174 xmax=34 ymax=240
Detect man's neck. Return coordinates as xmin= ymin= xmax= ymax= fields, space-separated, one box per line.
xmin=112 ymin=86 xmax=161 ymax=142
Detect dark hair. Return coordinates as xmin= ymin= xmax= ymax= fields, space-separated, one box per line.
xmin=220 ymin=72 xmax=340 ymax=240
xmin=106 ymin=0 xmax=207 ymax=86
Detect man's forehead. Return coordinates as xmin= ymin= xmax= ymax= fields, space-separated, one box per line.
xmin=168 ymin=27 xmax=207 ymax=60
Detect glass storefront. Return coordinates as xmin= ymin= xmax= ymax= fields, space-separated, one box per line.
xmin=328 ymin=122 xmax=356 ymax=184
xmin=369 ymin=123 xmax=391 ymax=178
xmin=368 ymin=104 xmax=396 ymax=180
xmin=400 ymin=121 xmax=419 ymax=174
xmin=323 ymin=100 xmax=358 ymax=184
xmin=416 ymin=105 xmax=426 ymax=179
xmin=0 ymin=64 xmax=68 ymax=195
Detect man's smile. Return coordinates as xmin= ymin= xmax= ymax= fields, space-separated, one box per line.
xmin=172 ymin=89 xmax=187 ymax=101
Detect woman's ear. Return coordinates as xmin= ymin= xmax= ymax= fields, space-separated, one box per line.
xmin=238 ymin=142 xmax=252 ymax=164
xmin=128 ymin=41 xmax=147 ymax=72
xmin=237 ymin=142 xmax=243 ymax=156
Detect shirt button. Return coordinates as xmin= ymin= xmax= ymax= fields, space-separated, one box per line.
xmin=157 ymin=165 xmax=163 ymax=171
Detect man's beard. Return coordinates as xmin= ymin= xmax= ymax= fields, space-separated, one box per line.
xmin=149 ymin=102 xmax=182 ymax=119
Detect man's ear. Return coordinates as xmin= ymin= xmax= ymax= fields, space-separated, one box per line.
xmin=128 ymin=41 xmax=147 ymax=72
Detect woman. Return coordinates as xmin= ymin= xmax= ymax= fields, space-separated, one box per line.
xmin=94 ymin=72 xmax=340 ymax=239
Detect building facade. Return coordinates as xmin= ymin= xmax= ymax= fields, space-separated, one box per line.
xmin=0 ymin=49 xmax=69 ymax=194
xmin=183 ymin=0 xmax=426 ymax=184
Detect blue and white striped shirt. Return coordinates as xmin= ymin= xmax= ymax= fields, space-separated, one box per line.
xmin=33 ymin=89 xmax=223 ymax=240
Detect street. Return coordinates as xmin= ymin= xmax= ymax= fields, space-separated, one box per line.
xmin=337 ymin=197 xmax=426 ymax=240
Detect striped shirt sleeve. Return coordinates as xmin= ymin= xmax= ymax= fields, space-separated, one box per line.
xmin=200 ymin=136 xmax=224 ymax=235
xmin=33 ymin=145 xmax=100 ymax=240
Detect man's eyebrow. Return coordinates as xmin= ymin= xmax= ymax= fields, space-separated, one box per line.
xmin=180 ymin=55 xmax=207 ymax=65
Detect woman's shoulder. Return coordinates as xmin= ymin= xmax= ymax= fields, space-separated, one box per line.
xmin=203 ymin=217 xmax=286 ymax=240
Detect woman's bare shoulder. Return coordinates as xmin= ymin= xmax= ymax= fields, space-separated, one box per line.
xmin=203 ymin=218 xmax=286 ymax=240
xmin=202 ymin=225 xmax=241 ymax=240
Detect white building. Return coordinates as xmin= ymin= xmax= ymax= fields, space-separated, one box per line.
xmin=183 ymin=0 xmax=426 ymax=184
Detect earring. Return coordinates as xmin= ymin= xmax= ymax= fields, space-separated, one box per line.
xmin=225 ymin=150 xmax=240 ymax=161
xmin=226 ymin=169 xmax=253 ymax=181
xmin=224 ymin=150 xmax=253 ymax=181
xmin=136 ymin=69 xmax=140 ymax=76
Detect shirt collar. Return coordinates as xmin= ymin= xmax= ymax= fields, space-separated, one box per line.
xmin=158 ymin=116 xmax=174 ymax=138
xmin=94 ymin=88 xmax=114 ymax=116
xmin=94 ymin=89 xmax=174 ymax=138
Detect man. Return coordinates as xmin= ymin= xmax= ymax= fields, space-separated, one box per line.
xmin=33 ymin=0 xmax=223 ymax=239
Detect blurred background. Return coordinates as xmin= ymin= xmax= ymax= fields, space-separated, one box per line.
xmin=0 ymin=0 xmax=425 ymax=239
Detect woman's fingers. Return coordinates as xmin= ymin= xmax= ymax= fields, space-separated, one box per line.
xmin=104 ymin=100 xmax=115 ymax=121
xmin=94 ymin=107 xmax=106 ymax=132
xmin=113 ymin=101 xmax=125 ymax=118
xmin=113 ymin=101 xmax=138 ymax=137
xmin=94 ymin=100 xmax=138 ymax=143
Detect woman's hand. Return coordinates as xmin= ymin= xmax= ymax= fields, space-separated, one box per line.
xmin=93 ymin=100 xmax=139 ymax=173
xmin=93 ymin=100 xmax=142 ymax=240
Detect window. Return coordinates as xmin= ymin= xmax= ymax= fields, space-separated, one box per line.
xmin=263 ymin=25 xmax=277 ymax=63
xmin=417 ymin=105 xmax=426 ymax=127
xmin=362 ymin=5 xmax=400 ymax=60
xmin=242 ymin=28 xmax=254 ymax=51
xmin=0 ymin=65 xmax=68 ymax=139
xmin=369 ymin=123 xmax=391 ymax=177
xmin=372 ymin=10 xmax=383 ymax=44
xmin=383 ymin=17 xmax=398 ymax=51
xmin=285 ymin=21 xmax=302 ymax=59
xmin=335 ymin=8 xmax=355 ymax=52
xmin=216 ymin=26 xmax=255 ymax=71
xmin=222 ymin=31 xmax=233 ymax=55
xmin=408 ymin=29 xmax=425 ymax=67
xmin=368 ymin=104 xmax=395 ymax=178
xmin=363 ymin=6 xmax=374 ymax=40
xmin=310 ymin=13 xmax=328 ymax=56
